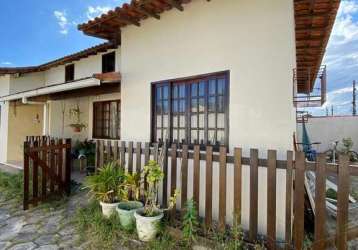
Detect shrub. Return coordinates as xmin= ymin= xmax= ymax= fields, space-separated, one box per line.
xmin=182 ymin=199 xmax=199 ymax=246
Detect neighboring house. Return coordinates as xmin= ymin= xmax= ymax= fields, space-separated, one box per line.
xmin=0 ymin=0 xmax=339 ymax=239
xmin=297 ymin=116 xmax=358 ymax=153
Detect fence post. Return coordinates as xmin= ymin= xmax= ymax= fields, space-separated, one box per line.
xmin=181 ymin=145 xmax=188 ymax=212
xmin=313 ymin=154 xmax=326 ymax=249
xmin=128 ymin=141 xmax=133 ymax=173
xmin=205 ymin=146 xmax=213 ymax=228
xmin=193 ymin=145 xmax=200 ymax=210
xmin=249 ymin=148 xmax=258 ymax=241
xmin=57 ymin=139 xmax=63 ymax=192
xmin=285 ymin=151 xmax=293 ymax=250
xmin=267 ymin=150 xmax=277 ymax=249
xmin=23 ymin=141 xmax=30 ymax=210
xmin=234 ymin=148 xmax=242 ymax=225
xmin=32 ymin=141 xmax=39 ymax=206
xmin=336 ymin=154 xmax=350 ymax=249
xmin=218 ymin=146 xmax=227 ymax=231
xmin=170 ymin=143 xmax=177 ymax=219
xmin=65 ymin=139 xmax=72 ymax=196
xmin=294 ymin=151 xmax=306 ymax=250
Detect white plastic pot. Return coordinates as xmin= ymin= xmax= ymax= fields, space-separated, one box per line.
xmin=100 ymin=201 xmax=120 ymax=218
xmin=134 ymin=208 xmax=164 ymax=241
xmin=116 ymin=201 xmax=143 ymax=230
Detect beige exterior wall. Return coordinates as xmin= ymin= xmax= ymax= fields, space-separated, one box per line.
xmin=0 ymin=75 xmax=11 ymax=163
xmin=120 ymin=0 xmax=296 ymax=239
xmin=47 ymin=92 xmax=120 ymax=142
xmin=9 ymin=72 xmax=45 ymax=94
xmin=7 ymin=103 xmax=43 ymax=163
xmin=297 ymin=116 xmax=358 ymax=153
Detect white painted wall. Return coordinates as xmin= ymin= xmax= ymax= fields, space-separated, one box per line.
xmin=297 ymin=116 xmax=358 ymax=153
xmin=120 ymin=0 xmax=296 ymax=239
xmin=0 ymin=75 xmax=11 ymax=164
xmin=9 ymin=72 xmax=45 ymax=94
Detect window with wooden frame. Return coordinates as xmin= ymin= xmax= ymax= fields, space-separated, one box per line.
xmin=65 ymin=64 xmax=75 ymax=82
xmin=93 ymin=100 xmax=120 ymax=139
xmin=102 ymin=52 xmax=116 ymax=73
xmin=152 ymin=71 xmax=229 ymax=149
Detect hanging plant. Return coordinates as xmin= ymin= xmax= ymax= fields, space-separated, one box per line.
xmin=69 ymin=103 xmax=87 ymax=133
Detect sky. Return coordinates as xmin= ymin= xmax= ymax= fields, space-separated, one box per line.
xmin=0 ymin=0 xmax=357 ymax=116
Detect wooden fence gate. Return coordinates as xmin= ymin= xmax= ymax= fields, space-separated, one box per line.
xmin=23 ymin=136 xmax=72 ymax=210
xmin=95 ymin=140 xmax=358 ymax=249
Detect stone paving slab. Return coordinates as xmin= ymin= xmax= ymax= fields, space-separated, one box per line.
xmin=0 ymin=191 xmax=89 ymax=250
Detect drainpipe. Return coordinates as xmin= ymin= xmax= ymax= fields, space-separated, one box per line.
xmin=21 ymin=97 xmax=46 ymax=105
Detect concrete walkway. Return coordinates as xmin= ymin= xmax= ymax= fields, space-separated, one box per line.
xmin=0 ymin=191 xmax=89 ymax=250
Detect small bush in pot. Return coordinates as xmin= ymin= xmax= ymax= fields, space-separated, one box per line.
xmin=116 ymin=172 xmax=143 ymax=231
xmin=134 ymin=160 xmax=179 ymax=242
xmin=84 ymin=162 xmax=126 ymax=218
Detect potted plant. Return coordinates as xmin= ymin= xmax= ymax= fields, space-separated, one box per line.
xmin=116 ymin=172 xmax=143 ymax=230
xmin=134 ymin=160 xmax=178 ymax=241
xmin=84 ymin=162 xmax=126 ymax=217
xmin=69 ymin=103 xmax=87 ymax=133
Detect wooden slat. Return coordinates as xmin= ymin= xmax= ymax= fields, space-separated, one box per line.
xmin=218 ymin=146 xmax=227 ymax=231
xmin=153 ymin=143 xmax=159 ymax=162
xmin=144 ymin=142 xmax=150 ymax=165
xmin=193 ymin=145 xmax=200 ymax=209
xmin=294 ymin=151 xmax=306 ymax=250
xmin=285 ymin=151 xmax=293 ymax=250
xmin=99 ymin=140 xmax=104 ymax=168
xmin=170 ymin=144 xmax=177 ymax=219
xmin=136 ymin=142 xmax=141 ymax=173
xmin=106 ymin=140 xmax=112 ymax=162
xmin=162 ymin=143 xmax=168 ymax=207
xmin=113 ymin=140 xmax=119 ymax=163
xmin=41 ymin=138 xmax=48 ymax=199
xmin=23 ymin=142 xmax=30 ymax=210
xmin=120 ymin=141 xmax=126 ymax=167
xmin=336 ymin=154 xmax=350 ymax=250
xmin=205 ymin=146 xmax=213 ymax=228
xmin=95 ymin=140 xmax=100 ymax=170
xmin=65 ymin=139 xmax=72 ymax=195
xmin=181 ymin=145 xmax=188 ymax=211
xmin=57 ymin=139 xmax=63 ymax=191
xmin=267 ymin=150 xmax=277 ymax=249
xmin=234 ymin=147 xmax=242 ymax=224
xmin=32 ymin=141 xmax=39 ymax=206
xmin=49 ymin=140 xmax=55 ymax=192
xmin=313 ymin=154 xmax=326 ymax=250
xmin=128 ymin=142 xmax=134 ymax=173
xmin=249 ymin=148 xmax=258 ymax=241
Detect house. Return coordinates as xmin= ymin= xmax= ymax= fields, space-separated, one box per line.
xmin=0 ymin=0 xmax=339 ymax=240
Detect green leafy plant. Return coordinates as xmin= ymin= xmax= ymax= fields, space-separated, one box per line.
xmin=225 ymin=213 xmax=244 ymax=250
xmin=341 ymin=138 xmax=353 ymax=154
xmin=123 ymin=172 xmax=141 ymax=201
xmin=182 ymin=198 xmax=199 ymax=246
xmin=142 ymin=160 xmax=179 ymax=216
xmin=83 ymin=162 xmax=126 ymax=203
xmin=73 ymin=140 xmax=96 ymax=165
xmin=326 ymin=188 xmax=337 ymax=200
xmin=0 ymin=170 xmax=23 ymax=201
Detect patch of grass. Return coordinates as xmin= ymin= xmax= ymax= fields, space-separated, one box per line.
xmin=0 ymin=170 xmax=23 ymax=201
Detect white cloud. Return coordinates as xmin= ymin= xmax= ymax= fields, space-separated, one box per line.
xmin=54 ymin=10 xmax=69 ymax=35
xmin=86 ymin=6 xmax=111 ymax=20
xmin=1 ymin=62 xmax=12 ymax=66
xmin=330 ymin=0 xmax=358 ymax=46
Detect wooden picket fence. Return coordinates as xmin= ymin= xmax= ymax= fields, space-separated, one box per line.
xmin=95 ymin=140 xmax=358 ymax=249
xmin=23 ymin=136 xmax=72 ymax=210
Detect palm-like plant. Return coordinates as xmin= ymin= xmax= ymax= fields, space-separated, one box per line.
xmin=84 ymin=162 xmax=126 ymax=203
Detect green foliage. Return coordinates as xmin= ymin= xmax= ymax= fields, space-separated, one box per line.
xmin=83 ymin=162 xmax=126 ymax=203
xmin=0 ymin=170 xmax=23 ymax=200
xmin=73 ymin=140 xmax=96 ymax=166
xmin=326 ymin=188 xmax=337 ymax=200
xmin=224 ymin=214 xmax=244 ymax=250
xmin=146 ymin=232 xmax=176 ymax=250
xmin=303 ymin=233 xmax=313 ymax=250
xmin=182 ymin=199 xmax=199 ymax=246
xmin=123 ymin=172 xmax=141 ymax=201
xmin=341 ymin=137 xmax=353 ymax=154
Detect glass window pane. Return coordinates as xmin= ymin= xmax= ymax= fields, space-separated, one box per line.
xmin=199 ymin=114 xmax=204 ymax=128
xmin=191 ymin=130 xmax=197 ymax=143
xmin=208 ymin=113 xmax=215 ymax=128
xmin=191 ymin=83 xmax=198 ymax=97
xmin=218 ymin=78 xmax=225 ymax=95
xmin=208 ymin=130 xmax=215 ymax=145
xmin=208 ymin=97 xmax=216 ymax=112
xmin=163 ymin=100 xmax=169 ymax=114
xmin=173 ymin=129 xmax=178 ymax=141
xmin=157 ymin=116 xmax=162 ymax=127
xmin=156 ymin=87 xmax=161 ymax=100
xmin=191 ymin=99 xmax=198 ymax=113
xmin=199 ymin=130 xmax=204 ymax=144
xmin=179 ymin=115 xmax=185 ymax=127
xmin=217 ymin=96 xmax=224 ymax=112
xmin=163 ymin=86 xmax=169 ymax=99
xmin=173 ymin=85 xmax=178 ymax=98
xmin=173 ymin=116 xmax=178 ymax=128
xmin=217 ymin=113 xmax=225 ymax=129
xmin=157 ymin=129 xmax=162 ymax=140
xmin=179 ymin=129 xmax=185 ymax=142
xmin=217 ymin=130 xmax=225 ymax=145
xmin=191 ymin=115 xmax=197 ymax=128
xmin=179 ymin=100 xmax=185 ymax=113
xmin=209 ymin=79 xmax=216 ymax=95
xmin=163 ymin=115 xmax=168 ymax=127
xmin=179 ymin=85 xmax=185 ymax=98
xmin=199 ymin=98 xmax=205 ymax=112
xmin=163 ymin=129 xmax=168 ymax=140
xmin=199 ymin=81 xmax=205 ymax=96
xmin=173 ymin=101 xmax=178 ymax=113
